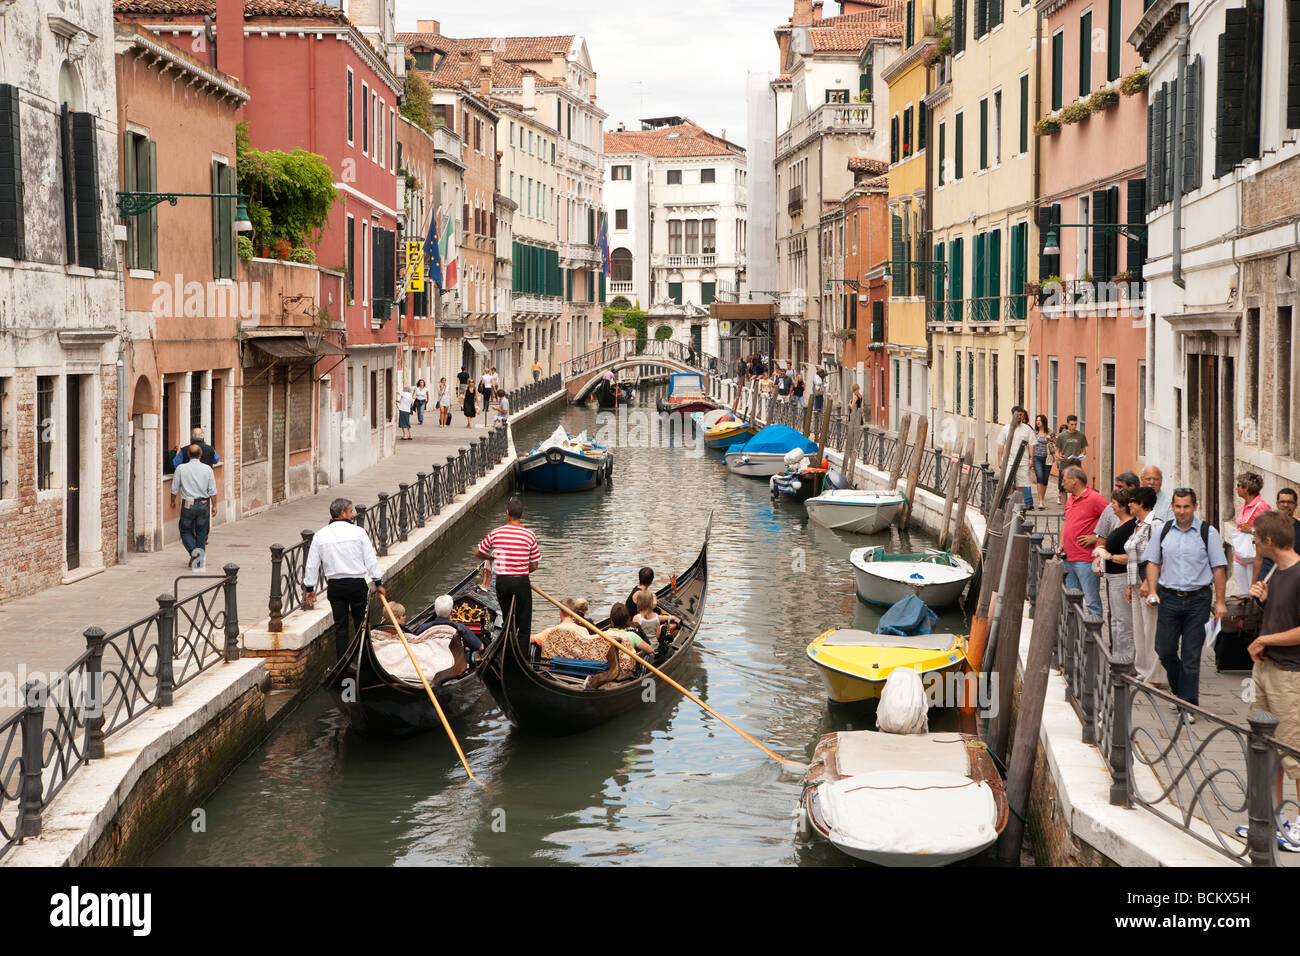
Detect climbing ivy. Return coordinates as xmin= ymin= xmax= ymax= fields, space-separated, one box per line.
xmin=236 ymin=121 xmax=338 ymax=252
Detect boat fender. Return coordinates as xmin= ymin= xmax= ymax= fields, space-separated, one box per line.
xmin=792 ymin=803 xmax=812 ymax=841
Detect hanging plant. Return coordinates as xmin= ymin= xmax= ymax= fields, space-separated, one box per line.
xmin=1120 ymin=68 xmax=1149 ymax=96
xmin=1035 ymin=116 xmax=1062 ymax=136
xmin=1060 ymin=102 xmax=1092 ymax=124
xmin=1088 ymin=88 xmax=1120 ymax=112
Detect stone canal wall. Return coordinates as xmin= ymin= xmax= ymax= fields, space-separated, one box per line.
xmin=2 ymin=388 xmax=567 ymax=867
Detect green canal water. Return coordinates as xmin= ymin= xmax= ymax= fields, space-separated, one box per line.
xmin=150 ymin=388 xmax=970 ymax=866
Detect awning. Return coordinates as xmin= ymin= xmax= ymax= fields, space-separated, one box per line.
xmin=466 ymin=338 xmax=489 ymax=357
xmin=248 ymin=336 xmax=346 ymax=361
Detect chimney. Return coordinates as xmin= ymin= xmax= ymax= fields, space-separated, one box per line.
xmin=812 ymin=1 xmax=824 ymax=21
xmin=617 ymin=121 xmax=626 ymax=132
xmin=522 ymin=73 xmax=536 ymax=112
xmin=415 ymin=19 xmax=440 ymax=35
xmin=215 ymin=0 xmax=245 ymax=80
xmin=792 ymin=0 xmax=813 ymax=26
xmin=550 ymin=50 xmax=566 ymax=78
xmin=479 ymin=51 xmax=492 ymax=97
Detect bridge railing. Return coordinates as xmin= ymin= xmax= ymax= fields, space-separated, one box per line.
xmin=560 ymin=337 xmax=718 ymax=381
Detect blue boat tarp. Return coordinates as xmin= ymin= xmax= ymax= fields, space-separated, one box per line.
xmin=735 ymin=424 xmax=818 ymax=456
xmin=668 ymin=373 xmax=705 ymax=396
xmin=876 ymin=595 xmax=939 ymax=637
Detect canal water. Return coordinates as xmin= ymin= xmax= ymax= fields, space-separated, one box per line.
xmin=151 ymin=388 xmax=970 ymax=866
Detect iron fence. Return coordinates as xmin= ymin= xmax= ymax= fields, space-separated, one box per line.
xmin=0 ymin=566 xmax=241 ymax=860
xmin=507 ymin=373 xmax=561 ymax=411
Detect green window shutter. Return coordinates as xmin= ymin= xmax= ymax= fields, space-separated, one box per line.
xmin=221 ymin=164 xmax=236 ymax=279
xmin=512 ymin=241 xmax=521 ymax=292
xmin=59 ymin=105 xmax=75 ymax=264
xmin=0 ymin=84 xmax=24 ymax=260
xmin=1152 ymin=86 xmax=1166 ymax=203
xmin=1216 ymin=9 xmax=1247 ymax=177
xmin=972 ymin=232 xmax=985 ymax=301
xmin=1184 ymin=54 xmax=1202 ymax=193
xmin=989 ymin=229 xmax=1001 ymax=320
xmin=967 ymin=350 xmax=975 ymax=417
xmin=905 ymin=0 xmax=915 ymax=48
xmin=938 ymin=123 xmax=946 ymax=185
xmin=871 ymin=300 xmax=884 ymax=342
xmin=890 ymin=214 xmax=904 ymax=296
xmin=1051 ymin=33 xmax=1064 ymax=110
xmin=140 ymin=137 xmax=157 ymax=272
xmin=975 ymin=0 xmax=987 ymax=38
xmin=565 ymin=266 xmax=572 ymax=301
xmin=890 ymin=114 xmax=899 ymax=164
xmin=903 ymin=106 xmax=913 ymax=156
xmin=953 ymin=0 xmax=966 ymax=55
xmin=669 ymin=281 xmax=682 ymax=305
xmin=956 ymin=350 xmax=962 ymax=410
xmin=918 ymin=101 xmax=926 ymax=151
xmin=599 ymin=269 xmax=606 ymax=304
xmin=990 ymin=0 xmax=1003 ymax=29
xmin=71 ymin=110 xmax=102 ymax=269
xmin=954 ymin=113 xmax=964 ymax=179
xmin=1126 ymin=178 xmax=1147 ymax=275
xmin=1289 ymin=0 xmax=1300 ymax=128
xmin=933 ymin=242 xmax=945 ymax=301
xmin=1107 ymin=0 xmax=1122 ymax=81
xmin=1009 ymin=224 xmax=1025 ymax=319
xmin=1243 ymin=0 xmax=1264 ymax=161
xmin=702 ymin=281 xmax=715 ymax=305
xmin=1163 ymin=80 xmax=1176 ymax=203
xmin=1091 ymin=189 xmax=1110 ymax=282
xmin=1107 ymin=186 xmax=1121 ymax=281
xmin=1079 ymin=11 xmax=1092 ymax=97
xmin=122 ymin=133 xmax=137 ymax=269
xmin=1019 ymin=73 xmax=1029 ymax=155
xmin=979 ymin=99 xmax=988 ymax=169
xmin=211 ymin=160 xmax=221 ymax=278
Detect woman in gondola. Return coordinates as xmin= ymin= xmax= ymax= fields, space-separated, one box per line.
xmin=463 ymin=381 xmax=477 ymax=427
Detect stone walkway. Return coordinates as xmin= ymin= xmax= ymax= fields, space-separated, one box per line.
xmin=0 ymin=393 xmax=563 ymax=719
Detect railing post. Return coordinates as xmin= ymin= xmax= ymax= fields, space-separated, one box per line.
xmin=19 ymin=679 xmax=45 ymax=837
xmin=414 ymin=472 xmax=428 ymax=527
xmin=268 ymin=543 xmax=285 ymax=633
xmin=1246 ymin=711 xmax=1281 ymax=866
xmin=1080 ymin=614 xmax=1102 ymax=743
xmin=156 ymin=593 xmax=176 ymax=707
xmin=1061 ymin=589 xmax=1083 ymax=689
xmin=222 ymin=563 xmax=241 ymax=662
xmin=446 ymin=456 xmax=458 ymax=498
xmin=397 ymin=484 xmax=410 ymax=542
xmin=1109 ymin=656 xmax=1134 ymax=806
xmin=82 ymin=626 xmax=106 ymax=760
xmin=477 ymin=436 xmax=489 ymax=476
xmin=375 ymin=493 xmax=390 ymax=556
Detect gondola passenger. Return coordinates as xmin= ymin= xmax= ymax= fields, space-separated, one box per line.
xmin=625 ymin=566 xmax=654 ymax=617
xmin=411 ymin=595 xmax=484 ymax=658
xmin=632 ymin=589 xmax=678 ymax=649
xmin=599 ymin=603 xmax=654 ymax=687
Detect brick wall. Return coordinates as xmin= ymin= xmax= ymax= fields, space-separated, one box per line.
xmin=244 ymin=637 xmax=335 ymax=689
xmin=82 ymin=682 xmax=266 ymax=866
xmin=1241 ymin=158 xmax=1300 ymax=231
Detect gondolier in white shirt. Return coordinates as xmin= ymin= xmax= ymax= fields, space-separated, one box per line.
xmin=476 ymin=497 xmax=540 ymax=651
xmin=303 ymin=497 xmax=385 ymax=660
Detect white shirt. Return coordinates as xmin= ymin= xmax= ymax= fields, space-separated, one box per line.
xmin=438 ymin=386 xmax=451 ymax=407
xmin=172 ymin=459 xmax=217 ymax=499
xmin=397 ymin=391 xmax=413 ymax=412
xmin=998 ymin=421 xmax=1035 ymax=486
xmin=812 ymin=374 xmax=823 ymax=394
xmin=413 ymin=386 xmax=428 ymax=402
xmin=303 ymin=519 xmax=383 ymax=589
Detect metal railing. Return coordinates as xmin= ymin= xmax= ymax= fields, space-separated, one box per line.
xmin=1032 ymin=550 xmax=1300 ymax=866
xmin=558 ymin=338 xmax=714 ymax=381
xmin=1 ymin=566 xmax=241 ymax=860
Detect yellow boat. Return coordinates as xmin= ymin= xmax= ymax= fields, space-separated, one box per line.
xmin=805 ymin=628 xmax=969 ymax=703
xmin=703 ymin=420 xmax=758 ymax=450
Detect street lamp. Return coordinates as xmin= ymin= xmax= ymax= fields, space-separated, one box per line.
xmin=824 ymin=278 xmax=861 ymax=292
xmin=1039 ymin=221 xmax=1146 ymax=257
xmin=116 ymin=190 xmax=254 ymax=233
xmin=882 ymin=259 xmax=948 ymax=284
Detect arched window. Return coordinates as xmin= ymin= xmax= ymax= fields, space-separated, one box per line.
xmin=59 ymin=61 xmax=83 ymax=110
xmin=611 ymin=247 xmax=632 ymax=282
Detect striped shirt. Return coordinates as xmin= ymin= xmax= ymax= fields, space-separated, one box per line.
xmin=477 ymin=523 xmax=540 ymax=575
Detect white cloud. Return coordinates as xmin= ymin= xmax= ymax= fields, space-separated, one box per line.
xmin=395 ymin=0 xmax=793 ymax=148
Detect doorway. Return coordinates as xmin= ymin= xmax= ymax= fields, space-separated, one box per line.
xmin=65 ymin=376 xmax=82 ymax=570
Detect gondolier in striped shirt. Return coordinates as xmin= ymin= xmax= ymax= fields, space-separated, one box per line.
xmin=476 ymin=497 xmax=540 ymax=649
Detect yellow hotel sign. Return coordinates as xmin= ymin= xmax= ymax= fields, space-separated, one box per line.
xmin=405 ymin=241 xmax=424 ymax=292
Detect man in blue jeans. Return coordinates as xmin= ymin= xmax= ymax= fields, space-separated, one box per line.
xmin=1141 ymin=487 xmax=1228 ymax=710
xmin=1060 ymin=465 xmax=1107 ymax=618
xmin=170 ymin=444 xmax=217 ymax=569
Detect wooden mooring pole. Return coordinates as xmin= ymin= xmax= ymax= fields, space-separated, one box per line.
xmin=887 ymin=413 xmax=912 ymax=491
xmin=986 ymin=522 xmax=1031 ymax=763
xmin=900 ymin=417 xmax=928 ymax=528
xmin=948 ymin=438 xmax=976 ymax=551
xmin=937 ymin=447 xmax=963 ymax=549
xmin=815 ymin=399 xmax=834 ymax=465
xmin=842 ymin=406 xmax=863 ymax=484
xmin=997 ymin=558 xmax=1065 ymax=865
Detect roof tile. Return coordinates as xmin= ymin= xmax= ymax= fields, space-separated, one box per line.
xmin=114 ymin=0 xmax=348 ymax=22
xmin=603 ymin=120 xmax=743 ymax=158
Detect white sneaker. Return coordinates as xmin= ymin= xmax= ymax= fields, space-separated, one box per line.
xmin=1282 ymin=819 xmax=1300 ymax=849
xmin=192 ymin=548 xmax=206 ymax=571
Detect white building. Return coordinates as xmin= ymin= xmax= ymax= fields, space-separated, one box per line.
xmin=1131 ymin=0 xmax=1300 ymax=529
xmin=603 ymin=118 xmax=748 ymax=357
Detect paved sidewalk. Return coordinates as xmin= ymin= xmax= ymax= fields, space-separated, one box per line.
xmin=0 ymin=396 xmax=559 ymax=714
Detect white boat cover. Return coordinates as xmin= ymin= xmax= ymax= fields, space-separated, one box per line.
xmin=836 ymin=730 xmax=970 ymax=776
xmin=537 ymin=425 xmax=571 ymax=451
xmin=850 ymin=551 xmax=974 ymax=585
xmin=371 ymin=629 xmax=455 ymax=683
xmin=821 ymin=769 xmax=999 ymax=861
xmin=813 ymin=489 xmax=905 ymax=505
xmin=820 ymin=629 xmax=956 ymax=651
xmin=876 ymin=667 xmax=930 ymax=735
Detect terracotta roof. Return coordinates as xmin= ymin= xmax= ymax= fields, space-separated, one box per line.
xmin=603 ymin=120 xmax=743 ymax=158
xmin=865 ymin=174 xmax=889 ymax=188
xmin=114 ymin=0 xmax=348 ymax=21
xmin=778 ymin=1 xmax=906 ymax=53
xmin=437 ymin=35 xmax=576 ymax=63
xmin=848 ymin=156 xmax=887 ymax=175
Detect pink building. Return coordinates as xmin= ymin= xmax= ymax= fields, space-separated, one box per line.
xmin=1030 ymin=0 xmax=1150 ymax=491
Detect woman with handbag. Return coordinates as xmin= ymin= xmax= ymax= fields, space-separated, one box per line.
xmin=1231 ymin=472 xmax=1270 ymax=596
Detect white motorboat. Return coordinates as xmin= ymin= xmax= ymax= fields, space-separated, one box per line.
xmin=849 ymin=546 xmax=975 ymax=609
xmin=796 ymin=730 xmax=1008 ymax=867
xmin=723 ymin=424 xmax=817 ymax=478
xmin=804 ymin=489 xmax=906 ymax=533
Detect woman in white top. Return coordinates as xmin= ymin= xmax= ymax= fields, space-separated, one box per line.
xmin=632 ymin=589 xmax=678 ymax=653
xmin=396 ymin=386 xmax=414 ymax=440
xmin=412 ymin=379 xmax=429 ymax=425
xmin=437 ymin=377 xmax=452 ymax=427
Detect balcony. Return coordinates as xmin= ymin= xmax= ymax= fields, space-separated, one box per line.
xmin=609 ymin=280 xmax=636 ymax=295
xmin=561 ymin=139 xmax=599 ymax=169
xmin=779 ymin=290 xmax=806 ymax=316
xmin=777 ymin=102 xmax=876 ymax=156
xmin=701 ymin=253 xmax=717 ymax=268
xmin=511 ymin=293 xmax=563 ymax=316
xmin=561 ymin=241 xmax=601 ymax=267
xmin=433 ymin=124 xmax=463 ymax=164
xmin=787 ymin=184 xmax=803 ymax=214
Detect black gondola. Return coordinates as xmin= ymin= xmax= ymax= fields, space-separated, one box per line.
xmin=478 ymin=517 xmax=711 ymax=736
xmin=322 ymin=565 xmax=504 ymax=737
xmin=592 ymin=377 xmax=634 ymax=408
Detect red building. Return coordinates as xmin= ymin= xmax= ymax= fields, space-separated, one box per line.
xmin=116 ymin=0 xmax=403 ymax=480
xmin=834 ymin=160 xmax=890 ymax=428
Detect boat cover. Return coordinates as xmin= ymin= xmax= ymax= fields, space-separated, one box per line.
xmin=876 ymin=595 xmax=939 ymax=636
xmin=371 ymin=629 xmax=456 ymax=683
xmin=821 ymin=769 xmax=999 ymax=861
xmin=668 ymin=373 xmax=705 ymax=395
xmin=820 ymin=629 xmax=956 ymax=651
xmin=734 ymin=424 xmax=818 ymax=456
xmin=876 ymin=667 xmax=930 ymax=735
xmin=835 ymin=730 xmax=971 ymax=775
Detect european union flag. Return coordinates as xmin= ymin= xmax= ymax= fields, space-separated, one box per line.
xmin=424 ymin=209 xmax=443 ymax=288
xmin=598 ymin=211 xmax=611 ymax=278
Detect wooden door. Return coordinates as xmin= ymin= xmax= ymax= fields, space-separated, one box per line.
xmin=271 ymin=369 xmax=287 ymax=504
xmin=65 ymin=376 xmax=81 ymax=570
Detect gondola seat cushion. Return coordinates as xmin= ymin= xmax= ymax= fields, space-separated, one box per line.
xmin=546 ymin=657 xmax=611 ymax=677
xmin=371 ymin=628 xmax=465 ymax=685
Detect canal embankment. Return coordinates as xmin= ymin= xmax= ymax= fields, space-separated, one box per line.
xmin=1 ymin=381 xmax=567 ymax=866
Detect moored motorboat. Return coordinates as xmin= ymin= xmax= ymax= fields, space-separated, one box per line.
xmin=804 ymin=488 xmax=905 ymax=533
xmin=322 ymin=566 xmax=501 ymax=736
xmin=795 ymin=730 xmax=1009 ymax=866
xmin=849 ymin=546 xmax=975 ymax=608
xmin=704 ymin=418 xmax=759 ymax=450
xmin=656 ymin=372 xmax=718 ymax=415
xmin=723 ymin=424 xmax=818 ymax=478
xmin=805 ymin=625 xmax=967 ymax=704
xmin=516 ymin=426 xmax=614 ymax=492
xmin=478 ymin=519 xmax=710 ymax=736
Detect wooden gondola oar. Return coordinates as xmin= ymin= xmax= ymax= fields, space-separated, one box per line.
xmin=530 ymin=582 xmax=807 ymax=774
xmin=378 ymin=593 xmax=480 ymax=784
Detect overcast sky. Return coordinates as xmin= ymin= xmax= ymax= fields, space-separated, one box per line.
xmin=395 ymin=0 xmax=794 ymax=149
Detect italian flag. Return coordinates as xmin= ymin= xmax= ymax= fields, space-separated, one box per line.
xmin=440 ymin=211 xmax=458 ymax=290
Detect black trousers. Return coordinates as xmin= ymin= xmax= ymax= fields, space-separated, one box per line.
xmin=495 ymin=574 xmax=532 ymax=650
xmin=327 ymin=577 xmax=369 ymax=660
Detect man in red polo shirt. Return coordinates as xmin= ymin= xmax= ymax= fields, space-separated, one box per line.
xmin=1061 ymin=465 xmax=1107 ymax=618
xmin=477 ymin=497 xmax=540 ymax=649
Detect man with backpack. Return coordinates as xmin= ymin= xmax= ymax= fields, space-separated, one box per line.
xmin=1141 ymin=487 xmax=1228 ymax=715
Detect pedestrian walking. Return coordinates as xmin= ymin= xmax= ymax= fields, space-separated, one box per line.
xmin=456 ymin=364 xmax=470 ymax=398
xmin=1061 ymin=465 xmax=1108 ymax=619
xmin=303 ymin=498 xmax=385 ymax=661
xmin=1141 ymin=487 xmax=1228 ymax=712
xmin=1053 ymin=414 xmax=1088 ymax=505
xmin=171 ymin=443 xmax=217 ymax=569
xmin=1123 ymin=486 xmax=1165 ymax=685
xmin=463 ymin=384 xmax=477 ymax=427
xmin=1230 ymin=471 xmax=1270 ymax=595
xmin=1141 ymin=464 xmax=1174 ymax=523
xmin=532 ymin=357 xmax=543 ymax=383
xmin=1095 ymin=488 xmax=1137 ymax=661
xmin=396 ymin=385 xmax=414 ymax=440
xmin=476 ymin=497 xmax=540 ymax=650
xmin=479 ymin=368 xmax=494 ymax=409
xmin=997 ymin=406 xmax=1035 ymax=510
xmin=412 ymin=379 xmax=429 ymax=425
xmin=172 ymin=427 xmax=221 ymax=468
xmin=437 ymin=377 xmax=452 ymax=427
xmin=1245 ymin=510 xmax=1300 ymax=850
xmin=792 ymin=374 xmax=806 ymax=414
xmin=812 ymin=368 xmax=825 ymax=413
xmin=1032 ymin=414 xmax=1054 ymax=509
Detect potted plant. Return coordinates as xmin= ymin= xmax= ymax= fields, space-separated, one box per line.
xmin=834 ymin=328 xmax=856 ymax=340
xmin=1088 ymin=88 xmax=1119 ymax=112
xmin=1035 ymin=116 xmax=1062 ymax=136
xmin=1039 ymin=274 xmax=1063 ymax=303
xmin=1060 ymin=102 xmax=1091 ymax=124
xmin=236 ymin=235 xmax=254 ymax=262
xmin=1120 ymin=68 xmax=1149 ymax=96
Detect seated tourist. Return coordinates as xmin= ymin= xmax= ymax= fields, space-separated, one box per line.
xmin=590 ymin=602 xmax=654 ymax=690
xmin=625 ymin=566 xmax=654 ymax=617
xmin=532 ymin=597 xmax=590 ymax=647
xmin=408 ymin=594 xmax=484 ymax=657
xmin=373 ymin=600 xmax=464 ymax=680
xmin=632 ymin=589 xmax=678 ymax=647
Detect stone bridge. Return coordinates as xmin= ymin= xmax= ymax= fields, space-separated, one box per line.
xmin=561 ymin=338 xmax=717 ymax=402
